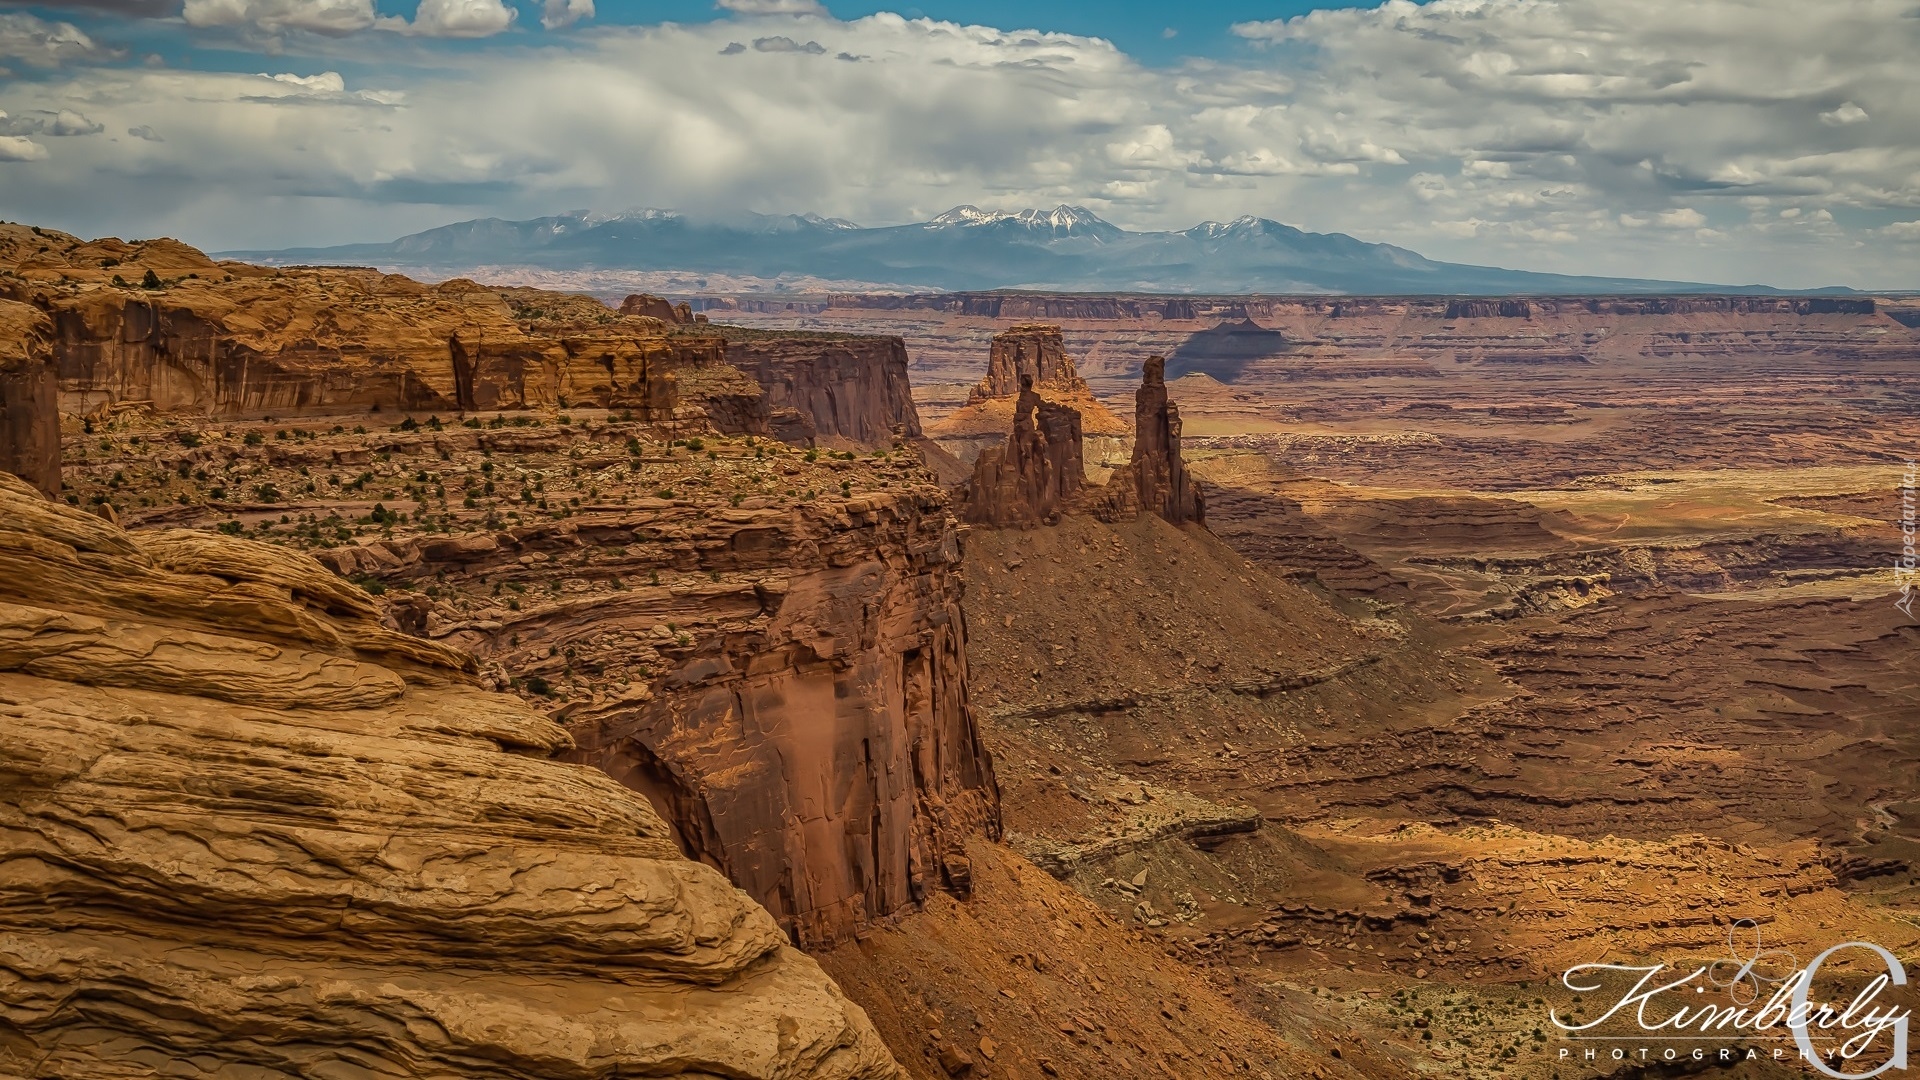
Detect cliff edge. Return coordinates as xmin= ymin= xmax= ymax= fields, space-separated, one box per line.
xmin=0 ymin=471 xmax=903 ymax=1079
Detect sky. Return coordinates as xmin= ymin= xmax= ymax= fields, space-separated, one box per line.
xmin=0 ymin=0 xmax=1916 ymax=289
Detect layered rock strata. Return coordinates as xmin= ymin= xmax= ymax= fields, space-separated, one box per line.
xmin=0 ymin=228 xmax=697 ymax=418
xmin=67 ymin=410 xmax=1003 ymax=950
xmin=0 ymin=471 xmax=903 ymax=1079
xmin=926 ymin=325 xmax=1125 ymax=460
xmin=549 ymin=478 xmax=1004 ymax=947
xmin=0 ymin=227 xmax=920 ymax=452
xmin=721 ymin=332 xmax=922 ymax=447
xmin=0 ymin=299 xmax=58 ymax=496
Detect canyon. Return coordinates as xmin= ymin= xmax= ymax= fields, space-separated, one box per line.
xmin=3 ymin=221 xmax=1918 ymax=1080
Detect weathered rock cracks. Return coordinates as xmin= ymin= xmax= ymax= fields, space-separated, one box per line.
xmin=959 ymin=376 xmax=1085 ymax=526
xmin=963 ymin=355 xmax=1204 ymax=529
xmin=0 ymin=472 xmax=903 ymax=1079
xmin=927 ymin=325 xmax=1126 ymax=456
xmin=1097 ymin=356 xmax=1204 ymax=526
xmin=0 ymin=300 xmax=58 ymax=497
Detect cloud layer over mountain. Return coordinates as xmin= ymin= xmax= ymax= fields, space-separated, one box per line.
xmin=0 ymin=0 xmax=1914 ymax=288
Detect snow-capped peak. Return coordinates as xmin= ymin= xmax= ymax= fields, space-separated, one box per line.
xmin=585 ymin=208 xmax=684 ymax=227
xmin=797 ymin=212 xmax=861 ymax=230
xmin=926 ymin=203 xmax=1120 ymax=240
xmin=928 ymin=204 xmax=1001 ymax=227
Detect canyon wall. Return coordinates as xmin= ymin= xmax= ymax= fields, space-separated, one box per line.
xmin=722 ymin=333 xmax=921 ymax=447
xmin=710 ymin=289 xmax=1920 ymax=385
xmin=0 ymin=471 xmax=903 ymax=1079
xmin=284 ymin=423 xmax=1002 ymax=949
xmin=0 ymin=299 xmax=58 ymax=496
xmin=0 ymin=227 xmax=925 ymax=452
xmin=2 ymin=234 xmax=704 ymax=418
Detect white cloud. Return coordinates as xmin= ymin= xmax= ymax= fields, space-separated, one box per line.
xmin=1882 ymin=220 xmax=1920 ymax=241
xmin=128 ymin=124 xmax=164 ymax=141
xmin=263 ymin=70 xmax=346 ymax=91
xmin=717 ymin=0 xmax=827 ymax=13
xmin=0 ymin=108 xmax=105 ymax=136
xmin=1821 ymin=101 xmax=1869 ymax=126
xmin=0 ymin=12 xmax=112 ymax=66
xmin=541 ymin=0 xmax=593 ymax=30
xmin=0 ymin=1 xmax=1916 ymax=288
xmin=404 ymin=0 xmax=517 ymax=38
xmin=183 ymin=0 xmax=376 ymax=35
xmin=0 ymin=134 xmax=48 ymax=162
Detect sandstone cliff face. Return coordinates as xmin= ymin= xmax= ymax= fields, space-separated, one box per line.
xmin=207 ymin=423 xmax=1006 ymax=950
xmin=0 ymin=299 xmax=58 ymax=496
xmin=0 ymin=227 xmax=703 ymax=420
xmin=551 ymin=485 xmax=1001 ymax=948
xmin=722 ymin=333 xmax=922 ymax=447
xmin=3 ymin=228 xmax=926 ymax=456
xmin=0 ymin=471 xmax=903 ymax=1079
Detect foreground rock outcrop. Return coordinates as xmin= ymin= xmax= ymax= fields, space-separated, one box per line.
xmin=0 ymin=300 xmax=58 ymax=497
xmin=0 ymin=471 xmax=903 ymax=1079
xmin=61 ymin=403 xmax=1003 ymax=951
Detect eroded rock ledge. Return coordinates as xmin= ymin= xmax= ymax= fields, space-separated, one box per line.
xmin=0 ymin=472 xmax=903 ymax=1080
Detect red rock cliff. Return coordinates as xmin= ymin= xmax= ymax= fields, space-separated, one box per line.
xmin=0 ymin=299 xmax=59 ymax=496
xmin=0 ymin=227 xmax=711 ymax=420
xmin=303 ymin=428 xmax=1001 ymax=948
xmin=722 ymin=333 xmax=922 ymax=447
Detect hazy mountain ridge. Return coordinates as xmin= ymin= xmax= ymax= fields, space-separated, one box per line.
xmin=232 ymin=204 xmax=1852 ymax=295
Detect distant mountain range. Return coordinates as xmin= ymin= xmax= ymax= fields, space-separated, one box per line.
xmin=228 ymin=205 xmax=1850 ymax=295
